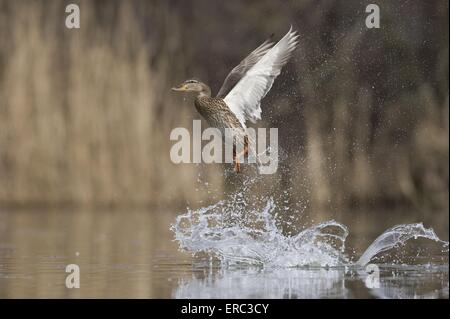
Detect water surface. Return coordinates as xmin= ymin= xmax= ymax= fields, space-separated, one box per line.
xmin=0 ymin=209 xmax=447 ymax=298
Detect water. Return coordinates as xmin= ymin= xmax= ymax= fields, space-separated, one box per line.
xmin=172 ymin=198 xmax=350 ymax=267
xmin=0 ymin=204 xmax=447 ymax=298
xmin=0 ymin=173 xmax=448 ymax=299
xmin=175 ymin=264 xmax=449 ymax=299
xmin=172 ymin=175 xmax=448 ymax=269
xmin=169 ymin=174 xmax=448 ymax=299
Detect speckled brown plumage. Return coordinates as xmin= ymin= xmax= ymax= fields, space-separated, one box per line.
xmin=194 ymin=96 xmax=243 ymax=130
xmin=195 ymin=96 xmax=249 ymax=172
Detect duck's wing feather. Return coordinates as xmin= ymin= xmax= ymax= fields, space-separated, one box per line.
xmin=216 ymin=37 xmax=275 ymax=99
xmin=223 ymin=27 xmax=299 ymax=128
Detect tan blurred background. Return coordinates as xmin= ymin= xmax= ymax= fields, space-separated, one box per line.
xmin=0 ymin=0 xmax=448 ymax=235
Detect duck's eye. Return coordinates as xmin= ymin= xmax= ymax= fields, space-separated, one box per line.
xmin=186 ymin=80 xmax=197 ymax=84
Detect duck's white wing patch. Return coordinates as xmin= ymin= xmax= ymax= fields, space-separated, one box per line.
xmin=216 ymin=39 xmax=274 ymax=99
xmin=224 ymin=27 xmax=299 ymax=128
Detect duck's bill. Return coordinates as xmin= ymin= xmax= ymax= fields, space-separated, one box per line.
xmin=171 ymin=86 xmax=186 ymax=92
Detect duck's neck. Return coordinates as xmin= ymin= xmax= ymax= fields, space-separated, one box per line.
xmin=197 ymin=83 xmax=211 ymax=98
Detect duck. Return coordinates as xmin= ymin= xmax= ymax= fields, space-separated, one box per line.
xmin=172 ymin=26 xmax=299 ymax=172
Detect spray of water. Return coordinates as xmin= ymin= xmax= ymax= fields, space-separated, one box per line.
xmin=356 ymin=223 xmax=449 ymax=266
xmin=171 ymin=176 xmax=449 ymax=268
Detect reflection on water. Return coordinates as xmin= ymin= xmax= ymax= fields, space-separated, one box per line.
xmin=0 ymin=209 xmax=448 ymax=298
xmin=175 ymin=267 xmax=349 ymax=299
xmin=365 ymin=266 xmax=449 ymax=299
xmin=175 ymin=265 xmax=449 ymax=299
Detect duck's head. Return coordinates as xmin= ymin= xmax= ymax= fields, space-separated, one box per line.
xmin=171 ymin=79 xmax=211 ymax=97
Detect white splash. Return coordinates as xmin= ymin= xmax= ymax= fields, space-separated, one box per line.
xmin=171 ymin=189 xmax=448 ymax=268
xmin=356 ymin=223 xmax=449 ymax=266
xmin=172 ymin=197 xmax=349 ymax=267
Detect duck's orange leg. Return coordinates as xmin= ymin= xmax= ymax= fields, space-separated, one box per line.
xmin=234 ymin=157 xmax=241 ymax=173
xmin=232 ymin=137 xmax=248 ymax=173
xmin=232 ymin=147 xmax=240 ymax=173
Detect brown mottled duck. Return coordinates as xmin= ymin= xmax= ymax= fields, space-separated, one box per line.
xmin=172 ymin=27 xmax=299 ymax=172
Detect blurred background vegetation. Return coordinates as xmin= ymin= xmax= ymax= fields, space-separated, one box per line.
xmin=0 ymin=0 xmax=448 ymax=236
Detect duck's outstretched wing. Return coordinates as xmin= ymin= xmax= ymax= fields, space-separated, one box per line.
xmin=216 ymin=37 xmax=275 ymax=99
xmin=224 ymin=27 xmax=299 ymax=128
